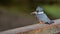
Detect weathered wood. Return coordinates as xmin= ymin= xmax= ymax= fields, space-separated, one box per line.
xmin=17 ymin=24 xmax=60 ymax=34
xmin=0 ymin=19 xmax=60 ymax=34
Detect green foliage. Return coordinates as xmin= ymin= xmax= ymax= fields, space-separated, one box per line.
xmin=42 ymin=5 xmax=60 ymax=19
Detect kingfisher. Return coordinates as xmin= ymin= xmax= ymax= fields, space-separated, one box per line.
xmin=31 ymin=6 xmax=54 ymax=24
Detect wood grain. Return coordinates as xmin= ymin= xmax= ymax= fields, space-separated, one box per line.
xmin=0 ymin=19 xmax=60 ymax=34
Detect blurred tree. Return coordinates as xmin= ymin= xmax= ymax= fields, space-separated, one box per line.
xmin=0 ymin=0 xmax=12 ymax=6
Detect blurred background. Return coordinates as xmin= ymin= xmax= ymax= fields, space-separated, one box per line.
xmin=0 ymin=0 xmax=60 ymax=31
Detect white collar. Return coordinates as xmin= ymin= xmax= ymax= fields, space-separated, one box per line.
xmin=37 ymin=12 xmax=44 ymax=14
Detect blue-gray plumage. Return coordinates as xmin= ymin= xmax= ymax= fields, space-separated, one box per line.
xmin=33 ymin=6 xmax=54 ymax=24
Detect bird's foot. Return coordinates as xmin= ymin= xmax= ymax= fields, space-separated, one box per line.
xmin=38 ymin=21 xmax=43 ymax=24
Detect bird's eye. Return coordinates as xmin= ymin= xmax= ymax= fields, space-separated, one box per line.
xmin=37 ymin=11 xmax=39 ymax=12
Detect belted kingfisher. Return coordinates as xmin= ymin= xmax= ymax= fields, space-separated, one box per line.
xmin=32 ymin=6 xmax=54 ymax=24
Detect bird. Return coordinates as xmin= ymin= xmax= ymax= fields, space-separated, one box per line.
xmin=31 ymin=6 xmax=54 ymax=24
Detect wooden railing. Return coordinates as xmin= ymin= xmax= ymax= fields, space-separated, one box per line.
xmin=0 ymin=19 xmax=60 ymax=34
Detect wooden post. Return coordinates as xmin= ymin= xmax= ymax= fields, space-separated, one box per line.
xmin=0 ymin=19 xmax=60 ymax=34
